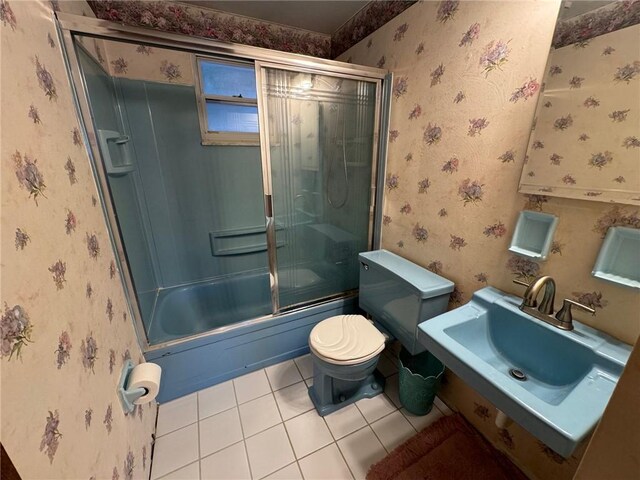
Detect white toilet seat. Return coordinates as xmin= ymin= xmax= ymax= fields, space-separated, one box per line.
xmin=309 ymin=314 xmax=385 ymax=365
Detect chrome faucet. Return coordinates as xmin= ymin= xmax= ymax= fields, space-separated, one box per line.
xmin=514 ymin=276 xmax=595 ymax=330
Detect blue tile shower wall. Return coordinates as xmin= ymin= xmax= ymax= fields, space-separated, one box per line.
xmin=82 ymin=46 xmax=272 ymax=330
xmin=79 ymin=49 xmax=160 ymax=323
xmin=116 ymin=79 xmax=269 ymax=290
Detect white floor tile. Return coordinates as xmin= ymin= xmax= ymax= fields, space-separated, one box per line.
xmin=293 ymin=354 xmax=314 ymax=379
xmin=159 ymin=461 xmax=199 ymax=480
xmin=234 ymin=370 xmax=272 ymax=404
xmin=370 ymin=410 xmax=415 ymax=452
xmin=263 ymin=462 xmax=302 ymax=480
xmin=245 ymin=424 xmax=295 ymax=479
xmin=400 ymin=406 xmax=443 ymax=431
xmin=324 ymin=404 xmax=367 ymax=440
xmin=375 ymin=354 xmax=397 ymax=378
xmin=157 ymin=393 xmax=198 ymax=437
xmin=284 ymin=410 xmax=333 ymax=459
xmin=239 ymin=393 xmax=282 ymax=437
xmin=200 ymin=441 xmax=251 ymax=480
xmin=151 ymin=424 xmax=199 ymax=479
xmin=266 ymin=360 xmax=303 ymax=391
xmin=336 ymin=427 xmax=386 ymax=480
xmin=198 ymin=380 xmax=236 ymax=419
xmin=298 ymin=443 xmax=354 ymax=480
xmin=434 ymin=396 xmax=454 ymax=415
xmin=305 ymin=377 xmax=313 ymax=388
xmin=383 ymin=374 xmax=402 ymax=408
xmin=355 ymin=394 xmax=397 ymax=424
xmin=273 ymin=381 xmax=314 ymax=421
xmin=199 ymin=407 xmax=244 ymax=457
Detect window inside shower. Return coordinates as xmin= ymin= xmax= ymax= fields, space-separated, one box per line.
xmin=195 ymin=58 xmax=260 ymax=145
xmin=73 ymin=36 xmax=382 ymax=347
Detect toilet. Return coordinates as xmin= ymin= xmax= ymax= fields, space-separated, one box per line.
xmin=308 ymin=249 xmax=454 ymax=416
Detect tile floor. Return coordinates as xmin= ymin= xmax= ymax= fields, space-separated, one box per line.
xmin=151 ymin=346 xmax=452 ymax=480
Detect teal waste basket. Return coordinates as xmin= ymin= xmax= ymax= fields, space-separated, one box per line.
xmin=398 ymin=347 xmax=445 ymax=415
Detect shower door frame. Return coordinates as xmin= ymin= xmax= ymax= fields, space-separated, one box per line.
xmin=56 ymin=12 xmax=390 ymax=352
xmin=255 ymin=61 xmax=383 ymax=314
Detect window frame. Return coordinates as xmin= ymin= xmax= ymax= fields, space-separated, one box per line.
xmin=194 ymin=55 xmax=260 ymax=146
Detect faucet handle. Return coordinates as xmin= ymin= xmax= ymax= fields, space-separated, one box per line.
xmin=555 ymin=299 xmax=595 ymax=326
xmin=513 ymin=279 xmax=529 ymax=287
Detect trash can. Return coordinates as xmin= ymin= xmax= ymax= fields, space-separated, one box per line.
xmin=398 ymin=347 xmax=445 ymax=415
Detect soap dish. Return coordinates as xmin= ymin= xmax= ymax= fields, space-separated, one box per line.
xmin=592 ymin=227 xmax=640 ymax=289
xmin=508 ymin=210 xmax=558 ymax=260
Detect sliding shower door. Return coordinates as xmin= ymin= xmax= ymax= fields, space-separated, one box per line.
xmin=74 ymin=37 xmax=273 ymax=345
xmin=258 ymin=66 xmax=379 ymax=310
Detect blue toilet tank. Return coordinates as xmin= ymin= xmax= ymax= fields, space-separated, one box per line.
xmin=358 ymin=250 xmax=455 ymax=355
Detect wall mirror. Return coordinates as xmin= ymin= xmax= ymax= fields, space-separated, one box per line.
xmin=518 ymin=0 xmax=640 ymax=205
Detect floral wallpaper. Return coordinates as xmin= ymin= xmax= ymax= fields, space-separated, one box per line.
xmin=338 ymin=1 xmax=639 ymax=478
xmin=89 ymin=0 xmax=331 ymax=58
xmin=330 ymin=0 xmax=417 ymax=58
xmin=88 ymin=0 xmax=418 ymax=61
xmin=521 ymin=23 xmax=640 ymax=203
xmin=1 ymin=1 xmax=156 ymax=479
xmin=553 ymin=0 xmax=640 ymax=49
xmin=101 ymin=38 xmax=195 ymax=86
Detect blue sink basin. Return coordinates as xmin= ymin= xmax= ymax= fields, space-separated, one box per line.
xmin=418 ymin=286 xmax=631 ymax=457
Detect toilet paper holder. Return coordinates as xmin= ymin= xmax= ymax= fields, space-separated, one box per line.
xmin=117 ymin=360 xmax=148 ymax=414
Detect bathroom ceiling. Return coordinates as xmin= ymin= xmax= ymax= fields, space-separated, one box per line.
xmin=559 ymin=0 xmax=612 ymax=20
xmin=178 ymin=1 xmax=369 ymax=34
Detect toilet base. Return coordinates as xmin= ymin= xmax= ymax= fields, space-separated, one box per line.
xmin=308 ymin=353 xmax=386 ymax=416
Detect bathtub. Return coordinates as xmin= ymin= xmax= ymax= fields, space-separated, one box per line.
xmin=144 ymin=272 xmax=359 ymax=403
xmin=147 ymin=272 xmax=272 ymax=344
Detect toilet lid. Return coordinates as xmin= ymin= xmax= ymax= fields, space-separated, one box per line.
xmin=309 ymin=315 xmax=385 ymax=365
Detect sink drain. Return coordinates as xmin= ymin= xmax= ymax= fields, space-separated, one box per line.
xmin=509 ymin=368 xmax=527 ymax=381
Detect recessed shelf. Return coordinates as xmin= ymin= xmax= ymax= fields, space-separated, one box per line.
xmin=508 ymin=210 xmax=558 ymax=260
xmin=592 ymin=227 xmax=640 ymax=289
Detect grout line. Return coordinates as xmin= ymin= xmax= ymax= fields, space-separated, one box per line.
xmin=335 ymin=443 xmax=356 ymax=480
xmin=293 ymin=354 xmax=313 ymax=380
xmin=324 ymin=417 xmax=358 ymax=480
xmin=197 ymin=403 xmax=238 ymax=424
xmin=263 ymin=366 xmax=276 ymax=393
xmin=335 ymin=424 xmax=373 ymax=480
xmin=266 ymin=461 xmax=299 ymax=479
xmin=322 ymin=415 xmax=337 ymax=443
xmin=231 ymin=377 xmax=240 ymax=405
xmin=237 ymin=392 xmax=282 ymax=437
xmin=199 ymin=438 xmax=244 ymax=463
xmin=273 ymin=381 xmax=315 ymax=422
xmin=159 ymin=358 xmax=426 ymax=479
xmin=291 ymin=355 xmax=307 ymax=380
xmin=155 ymin=394 xmax=199 ymax=439
xmin=368 ymin=419 xmax=391 ymax=454
xmin=292 ymin=438 xmax=333 ymax=462
xmin=280 ymin=416 xmax=299 ymax=465
xmin=250 ymin=424 xmax=297 ymax=480
xmin=154 ymin=418 xmax=199 ymax=441
xmin=271 ymin=391 xmax=286 ymax=424
xmin=232 ymin=379 xmax=254 ymax=480
xmin=266 ymin=360 xmax=305 ymax=393
xmin=155 ymin=420 xmax=197 ymax=440
xmin=153 ymin=460 xmax=200 ymax=480
xmin=189 ymin=416 xmax=248 ymax=461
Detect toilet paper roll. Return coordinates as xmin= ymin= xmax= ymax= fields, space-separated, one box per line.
xmin=128 ymin=362 xmax=162 ymax=405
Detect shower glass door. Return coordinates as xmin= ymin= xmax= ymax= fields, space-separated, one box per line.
xmin=259 ymin=66 xmax=378 ymax=310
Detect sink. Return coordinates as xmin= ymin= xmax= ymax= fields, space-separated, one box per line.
xmin=418 ymin=286 xmax=631 ymax=457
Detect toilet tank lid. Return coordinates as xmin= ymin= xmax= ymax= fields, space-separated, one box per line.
xmin=359 ymin=250 xmax=455 ymax=298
